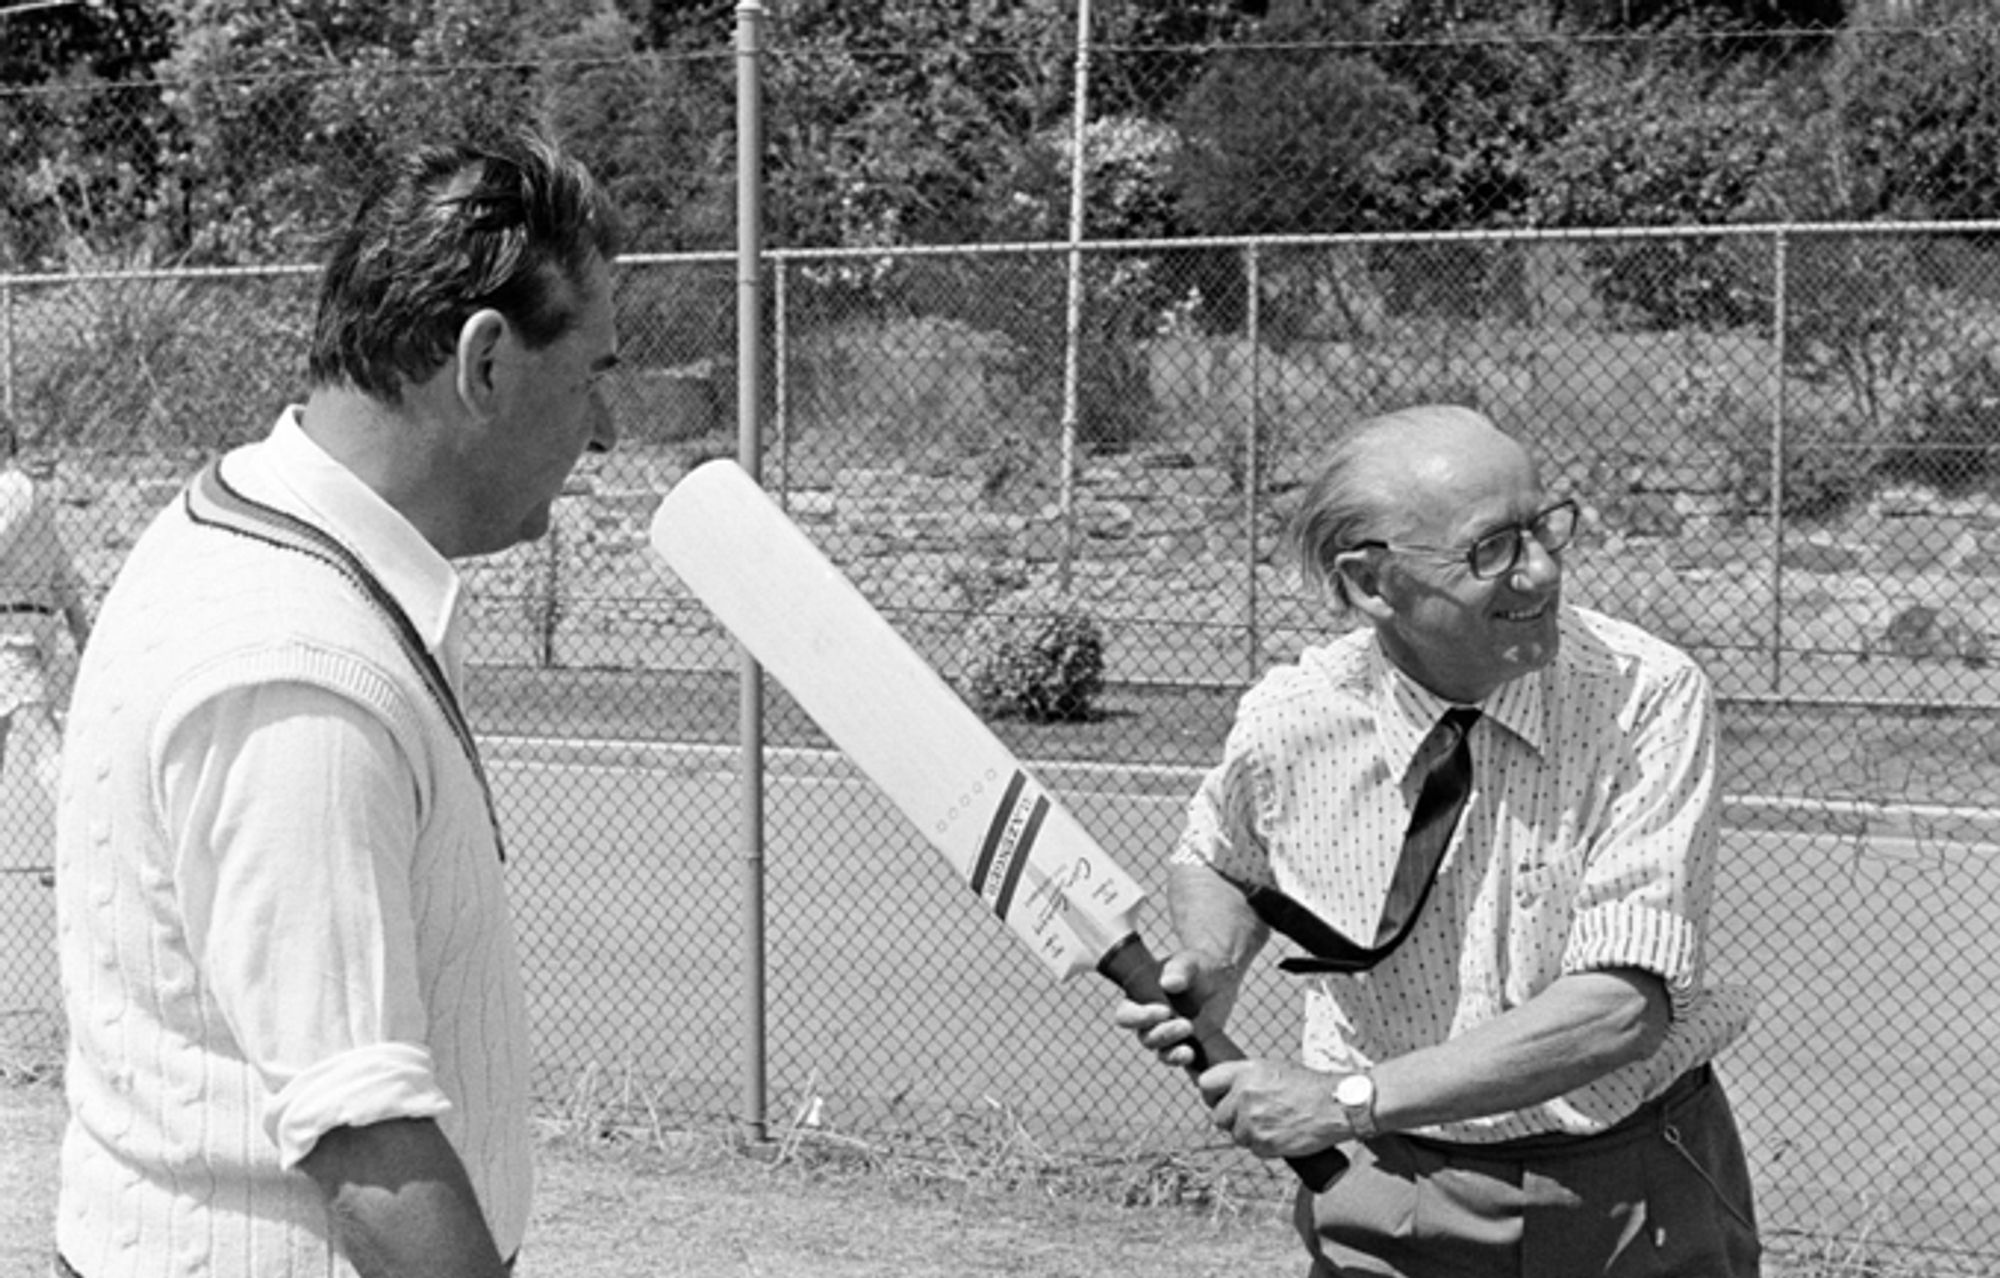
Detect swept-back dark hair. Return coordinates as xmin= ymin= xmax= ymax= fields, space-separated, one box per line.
xmin=307 ymin=130 xmax=623 ymax=401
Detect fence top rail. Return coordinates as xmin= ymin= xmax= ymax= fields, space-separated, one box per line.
xmin=709 ymin=219 xmax=2000 ymax=266
xmin=10 ymin=219 xmax=2000 ymax=285
xmin=0 ymin=263 xmax=321 ymax=288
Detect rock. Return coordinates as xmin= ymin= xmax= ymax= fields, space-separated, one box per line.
xmin=1870 ymin=604 xmax=1988 ymax=667
xmin=1781 ymin=539 xmax=1864 ymax=574
xmin=1598 ymin=492 xmax=1684 ymax=539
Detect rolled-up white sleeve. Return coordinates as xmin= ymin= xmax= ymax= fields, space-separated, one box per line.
xmin=158 ymin=680 xmax=452 ymax=1168
xmin=1563 ymin=660 xmax=1721 ymax=1019
xmin=1170 ymin=742 xmax=1273 ymax=888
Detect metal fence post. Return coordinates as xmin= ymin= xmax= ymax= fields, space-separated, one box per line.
xmin=534 ymin=522 xmax=560 ymax=668
xmin=2 ymin=279 xmax=13 ymax=423
xmin=773 ymin=257 xmax=790 ymax=506
xmin=1243 ymin=243 xmax=1263 ymax=684
xmin=1054 ymin=0 xmax=1094 ymax=596
xmin=1769 ymin=229 xmax=1789 ymax=696
xmin=734 ymin=0 xmax=770 ymax=1148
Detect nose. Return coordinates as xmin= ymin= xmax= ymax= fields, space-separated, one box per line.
xmin=1510 ymin=531 xmax=1563 ymax=588
xmin=586 ymin=386 xmax=617 ymax=455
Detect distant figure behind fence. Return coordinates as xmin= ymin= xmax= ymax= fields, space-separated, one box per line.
xmin=0 ymin=418 xmax=91 ymax=845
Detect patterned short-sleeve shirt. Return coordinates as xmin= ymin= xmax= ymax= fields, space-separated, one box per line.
xmin=1173 ymin=604 xmax=1757 ymax=1141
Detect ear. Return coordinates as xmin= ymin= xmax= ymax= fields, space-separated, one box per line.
xmin=454 ymin=308 xmax=509 ymax=418
xmin=1333 ymin=547 xmax=1396 ymax=622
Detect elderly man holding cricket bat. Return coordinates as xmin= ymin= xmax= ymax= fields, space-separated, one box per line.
xmin=52 ymin=131 xmax=621 ymax=1278
xmin=1118 ymin=404 xmax=1761 ymax=1276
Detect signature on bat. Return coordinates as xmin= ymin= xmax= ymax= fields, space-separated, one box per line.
xmin=1025 ymin=854 xmax=1126 ymax=945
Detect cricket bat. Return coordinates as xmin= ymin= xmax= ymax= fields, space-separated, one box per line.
xmin=649 ymin=459 xmax=1344 ymax=1192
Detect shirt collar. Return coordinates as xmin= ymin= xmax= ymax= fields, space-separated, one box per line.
xmin=256 ymin=406 xmax=466 ymax=658
xmin=1369 ymin=642 xmax=1551 ymax=777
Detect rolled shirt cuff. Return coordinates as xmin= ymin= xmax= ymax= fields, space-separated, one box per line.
xmin=263 ymin=1041 xmax=454 ymax=1170
xmin=1564 ymin=902 xmax=1702 ymax=1019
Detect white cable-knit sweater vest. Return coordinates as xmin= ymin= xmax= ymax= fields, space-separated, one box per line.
xmin=53 ymin=461 xmax=529 ymax=1277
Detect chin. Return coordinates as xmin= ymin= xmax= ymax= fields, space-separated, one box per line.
xmin=1511 ymin=633 xmax=1561 ymax=676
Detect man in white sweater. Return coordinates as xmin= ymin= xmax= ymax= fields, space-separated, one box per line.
xmin=52 ymin=131 xmax=622 ymax=1278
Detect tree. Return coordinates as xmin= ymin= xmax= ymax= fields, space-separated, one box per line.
xmin=1822 ymin=14 xmax=2000 ymax=221
xmin=535 ymin=8 xmax=733 ymax=255
xmin=1520 ymin=23 xmax=1797 ymax=326
xmin=1556 ymin=0 xmax=1847 ymax=28
xmin=758 ymin=0 xmax=1071 ymax=251
xmin=1088 ymin=0 xmax=1257 ymax=119
xmin=1170 ymin=2 xmax=1426 ymax=236
xmin=153 ymin=0 xmax=557 ymax=262
xmin=0 ymin=0 xmax=174 ymax=268
xmin=0 ymin=0 xmax=169 ymax=86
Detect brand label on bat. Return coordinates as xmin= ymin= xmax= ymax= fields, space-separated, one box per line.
xmin=970 ymin=771 xmax=1046 ymax=920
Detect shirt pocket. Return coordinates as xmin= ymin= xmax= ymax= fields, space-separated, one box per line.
xmin=1505 ymin=855 xmax=1585 ymax=995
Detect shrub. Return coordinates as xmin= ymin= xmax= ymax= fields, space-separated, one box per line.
xmin=958 ymin=589 xmax=1107 ymax=723
xmin=14 ymin=265 xmax=307 ymax=453
xmin=1881 ymin=349 xmax=2000 ymax=494
xmin=1681 ymin=380 xmax=1880 ymax=524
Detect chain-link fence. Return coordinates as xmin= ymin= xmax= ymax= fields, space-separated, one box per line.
xmin=6 ymin=7 xmax=2000 ymax=1267
xmin=5 ymin=222 xmax=2000 ymax=1263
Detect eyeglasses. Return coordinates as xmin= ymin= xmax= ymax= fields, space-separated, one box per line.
xmin=1356 ymin=499 xmax=1580 ymax=580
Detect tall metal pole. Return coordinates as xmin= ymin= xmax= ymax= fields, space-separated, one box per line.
xmin=2 ymin=282 xmax=13 ymax=422
xmin=773 ymin=259 xmax=790 ymax=503
xmin=1243 ymin=244 xmax=1262 ymax=683
xmin=1769 ymin=231 xmax=1788 ymax=697
xmin=734 ymin=0 xmax=769 ymax=1146
xmin=1055 ymin=0 xmax=1093 ymax=594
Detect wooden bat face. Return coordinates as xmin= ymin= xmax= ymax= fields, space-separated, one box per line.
xmin=649 ymin=460 xmax=1146 ymax=980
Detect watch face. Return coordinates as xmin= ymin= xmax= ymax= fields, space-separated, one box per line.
xmin=1336 ymin=1074 xmax=1373 ymax=1107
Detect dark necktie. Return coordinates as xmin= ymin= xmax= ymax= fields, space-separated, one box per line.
xmin=1227 ymin=705 xmax=1483 ymax=974
xmin=1373 ymin=706 xmax=1482 ymax=948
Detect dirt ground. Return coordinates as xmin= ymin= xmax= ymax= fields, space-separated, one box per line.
xmin=2 ymin=1082 xmax=1299 ymax=1278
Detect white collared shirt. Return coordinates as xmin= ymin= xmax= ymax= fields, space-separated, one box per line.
xmin=56 ymin=406 xmax=529 ymax=1276
xmin=248 ymin=407 xmax=469 ymax=686
xmin=160 ymin=408 xmax=483 ymax=1168
xmin=1174 ymin=604 xmax=1757 ymax=1140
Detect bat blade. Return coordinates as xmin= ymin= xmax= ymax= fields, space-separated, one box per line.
xmin=648 ymin=458 xmax=1144 ymax=981
xmin=648 ymin=459 xmax=1347 ymax=1192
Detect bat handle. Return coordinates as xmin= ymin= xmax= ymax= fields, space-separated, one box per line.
xmin=1098 ymin=933 xmax=1347 ymax=1193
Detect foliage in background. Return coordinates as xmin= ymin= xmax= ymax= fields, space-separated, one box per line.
xmin=1887 ymin=348 xmax=2000 ymax=492
xmin=6 ymin=3 xmax=2000 ymax=501
xmin=0 ymin=0 xmax=171 ymax=269
xmin=1 ymin=1 xmax=1996 ymax=271
xmin=1171 ymin=2 xmax=1425 ymax=238
xmin=756 ymin=0 xmax=1069 ymax=251
xmin=1828 ymin=13 xmax=2000 ymax=222
xmin=959 ymin=587 xmax=1107 ymax=723
xmin=11 ymin=265 xmax=308 ymax=451
xmin=536 ymin=14 xmax=734 ymax=255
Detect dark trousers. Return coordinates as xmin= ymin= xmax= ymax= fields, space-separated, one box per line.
xmin=1298 ymin=1066 xmax=1760 ymax=1277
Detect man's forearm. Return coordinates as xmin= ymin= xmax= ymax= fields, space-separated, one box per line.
xmin=1371 ymin=968 xmax=1672 ymax=1133
xmin=1165 ymin=859 xmax=1270 ymax=1024
xmin=299 ymin=1118 xmax=507 ymax=1278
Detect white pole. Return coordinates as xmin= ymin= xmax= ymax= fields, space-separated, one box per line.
xmin=734 ymin=0 xmax=768 ymax=1146
xmin=1055 ymin=0 xmax=1092 ymax=593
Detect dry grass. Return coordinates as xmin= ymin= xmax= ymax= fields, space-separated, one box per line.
xmin=8 ymin=1065 xmax=1993 ymax=1276
xmin=2 ymin=1074 xmax=1299 ymax=1278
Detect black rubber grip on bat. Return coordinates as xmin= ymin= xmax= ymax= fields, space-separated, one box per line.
xmin=1098 ymin=932 xmax=1348 ymax=1193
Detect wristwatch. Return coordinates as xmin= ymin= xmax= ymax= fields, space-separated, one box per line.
xmin=1333 ymin=1072 xmax=1380 ymax=1140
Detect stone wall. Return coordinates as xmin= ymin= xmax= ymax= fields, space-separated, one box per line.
xmin=45 ymin=447 xmax=2000 ymax=702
